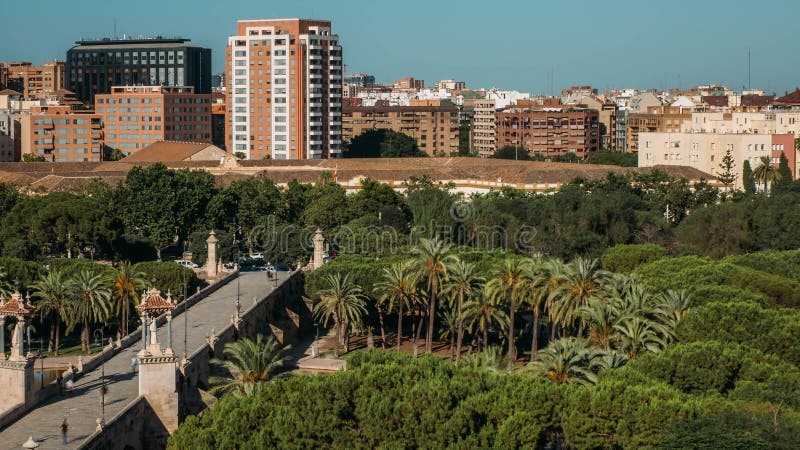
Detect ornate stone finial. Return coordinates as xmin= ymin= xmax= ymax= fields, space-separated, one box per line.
xmin=96 ymin=418 xmax=104 ymax=431
xmin=166 ymin=290 xmax=174 ymax=305
xmin=22 ymin=436 xmax=39 ymax=449
xmin=207 ymin=328 xmax=218 ymax=350
xmin=77 ymin=356 xmax=84 ymax=372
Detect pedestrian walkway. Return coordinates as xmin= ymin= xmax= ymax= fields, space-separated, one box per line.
xmin=1 ymin=272 xmax=282 ymax=449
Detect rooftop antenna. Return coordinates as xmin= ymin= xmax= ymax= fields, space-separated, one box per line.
xmin=748 ymin=48 xmax=751 ymax=91
xmin=113 ymin=19 xmax=117 ymax=39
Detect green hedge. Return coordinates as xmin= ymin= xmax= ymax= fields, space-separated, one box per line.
xmin=601 ymin=244 xmax=667 ymax=273
xmin=0 ymin=257 xmax=43 ymax=292
xmin=634 ymin=256 xmax=800 ymax=308
xmin=132 ymin=262 xmax=202 ymax=297
xmin=168 ymin=350 xmax=800 ymax=449
xmin=45 ymin=258 xmax=115 ymax=279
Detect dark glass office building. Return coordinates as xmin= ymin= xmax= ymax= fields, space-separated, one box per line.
xmin=66 ymin=37 xmax=211 ymax=104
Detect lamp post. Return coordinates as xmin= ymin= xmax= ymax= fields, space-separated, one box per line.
xmin=93 ymin=329 xmax=105 ymax=426
xmin=314 ymin=322 xmax=320 ymax=358
xmin=182 ymin=282 xmax=188 ymax=361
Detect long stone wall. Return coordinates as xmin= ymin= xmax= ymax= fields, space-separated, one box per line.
xmin=180 ymin=271 xmax=309 ymax=417
xmin=0 ymin=271 xmax=238 ymax=431
xmin=79 ymin=271 xmax=309 ymax=449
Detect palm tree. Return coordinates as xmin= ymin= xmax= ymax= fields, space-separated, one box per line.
xmin=548 ymin=257 xmax=608 ymax=337
xmin=374 ymin=262 xmax=418 ymax=351
xmin=32 ymin=270 xmax=73 ymax=355
xmin=527 ymin=337 xmax=600 ymax=385
xmin=654 ymin=289 xmax=691 ymax=343
xmin=578 ymin=297 xmax=622 ymax=350
xmin=752 ymin=155 xmax=781 ymax=194
xmin=312 ymin=273 xmax=367 ymax=357
xmin=410 ymin=238 xmax=453 ymax=353
xmin=438 ymin=309 xmax=458 ymax=359
xmin=613 ymin=317 xmax=665 ymax=359
xmin=112 ymin=262 xmax=146 ymax=337
xmin=0 ymin=267 xmax=12 ymax=298
xmin=461 ymin=292 xmax=508 ymax=351
xmin=459 ymin=346 xmax=507 ymax=373
xmin=526 ymin=255 xmax=561 ymax=361
xmin=486 ymin=258 xmax=530 ymax=369
xmin=209 ymin=334 xmax=290 ymax=396
xmin=444 ymin=259 xmax=484 ymax=360
xmin=67 ymin=270 xmax=111 ymax=354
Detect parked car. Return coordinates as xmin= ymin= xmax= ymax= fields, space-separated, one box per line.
xmin=174 ymin=259 xmax=199 ymax=269
xmin=275 ymin=264 xmax=291 ymax=272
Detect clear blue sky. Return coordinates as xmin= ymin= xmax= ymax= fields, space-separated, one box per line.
xmin=2 ymin=0 xmax=798 ymax=95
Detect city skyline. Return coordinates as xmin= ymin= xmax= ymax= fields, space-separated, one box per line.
xmin=1 ymin=0 xmax=799 ymax=95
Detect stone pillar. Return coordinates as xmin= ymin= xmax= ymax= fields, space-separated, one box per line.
xmin=166 ymin=312 xmax=173 ymax=353
xmin=138 ymin=353 xmax=179 ymax=435
xmin=313 ymin=228 xmax=325 ymax=269
xmin=141 ymin=314 xmax=149 ymax=351
xmin=10 ymin=318 xmax=26 ymax=361
xmin=0 ymin=358 xmax=34 ymax=413
xmin=0 ymin=317 xmax=5 ymax=359
xmin=206 ymin=230 xmax=219 ymax=279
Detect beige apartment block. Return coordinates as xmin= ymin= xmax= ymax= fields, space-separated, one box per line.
xmin=0 ymin=61 xmax=65 ymax=99
xmin=626 ymin=106 xmax=692 ymax=153
xmin=637 ymin=131 xmax=795 ymax=188
xmin=225 ymin=18 xmax=344 ymax=160
xmin=342 ymin=100 xmax=459 ymax=156
xmin=96 ymin=85 xmax=211 ymax=156
xmin=471 ymin=99 xmax=496 ymax=157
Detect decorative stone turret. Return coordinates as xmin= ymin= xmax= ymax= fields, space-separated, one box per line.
xmin=0 ymin=291 xmax=36 ymax=414
xmin=135 ymin=287 xmax=180 ymax=434
xmin=206 ymin=230 xmax=219 ymax=279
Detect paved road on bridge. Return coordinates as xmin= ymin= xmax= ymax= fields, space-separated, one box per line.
xmin=1 ymin=272 xmax=282 ymax=450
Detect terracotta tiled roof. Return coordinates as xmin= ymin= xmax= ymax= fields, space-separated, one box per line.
xmin=702 ymin=96 xmax=728 ymax=107
xmin=742 ymin=95 xmax=775 ymax=107
xmin=136 ymin=288 xmax=176 ymax=314
xmin=775 ymin=89 xmax=800 ymax=105
xmin=121 ymin=141 xmax=226 ymax=163
xmin=0 ymin=291 xmax=35 ymax=317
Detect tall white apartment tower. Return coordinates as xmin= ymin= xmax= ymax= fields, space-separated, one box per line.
xmin=226 ymin=19 xmax=343 ymax=159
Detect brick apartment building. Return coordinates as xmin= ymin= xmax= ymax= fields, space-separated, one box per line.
xmin=0 ymin=61 xmax=65 ymax=99
xmin=342 ymin=99 xmax=460 ymax=156
xmin=495 ymin=106 xmax=600 ymax=158
xmin=225 ymin=18 xmax=344 ymax=160
xmin=20 ymin=105 xmax=102 ymax=162
xmin=626 ymin=106 xmax=693 ymax=152
xmin=95 ymin=85 xmax=211 ymax=156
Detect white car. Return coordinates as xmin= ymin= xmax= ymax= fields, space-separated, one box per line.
xmin=174 ymin=259 xmax=199 ymax=269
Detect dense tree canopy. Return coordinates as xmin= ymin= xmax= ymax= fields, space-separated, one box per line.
xmin=344 ymin=129 xmax=427 ymax=158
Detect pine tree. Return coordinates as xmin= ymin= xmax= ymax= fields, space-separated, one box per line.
xmin=742 ymin=160 xmax=756 ymax=195
xmin=774 ymin=153 xmax=793 ymax=192
xmin=717 ymin=149 xmax=737 ymax=197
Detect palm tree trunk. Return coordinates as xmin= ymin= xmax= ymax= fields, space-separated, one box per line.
xmin=333 ymin=319 xmax=340 ymax=358
xmin=82 ymin=323 xmax=90 ymax=354
xmin=508 ymin=300 xmax=515 ymax=370
xmin=530 ymin=307 xmax=539 ymax=362
xmin=414 ymin=310 xmax=424 ymax=357
xmin=55 ymin=319 xmax=61 ymax=356
xmin=377 ymin=306 xmax=386 ymax=349
xmin=49 ymin=321 xmax=55 ymax=353
xmin=456 ymin=293 xmax=464 ymax=361
xmin=482 ymin=326 xmax=488 ymax=351
xmin=396 ymin=301 xmax=403 ymax=351
xmin=426 ymin=290 xmax=436 ymax=353
xmin=122 ymin=295 xmax=128 ymax=336
xmin=449 ymin=330 xmax=455 ymax=360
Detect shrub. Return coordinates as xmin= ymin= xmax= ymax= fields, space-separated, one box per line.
xmin=601 ymin=244 xmax=667 ymax=273
xmin=132 ymin=261 xmax=201 ymax=296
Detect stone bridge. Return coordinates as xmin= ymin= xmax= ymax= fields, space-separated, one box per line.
xmin=0 ymin=270 xmax=309 ymax=449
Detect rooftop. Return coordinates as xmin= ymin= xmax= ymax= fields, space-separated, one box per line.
xmin=0 ymin=158 xmax=716 ymax=193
